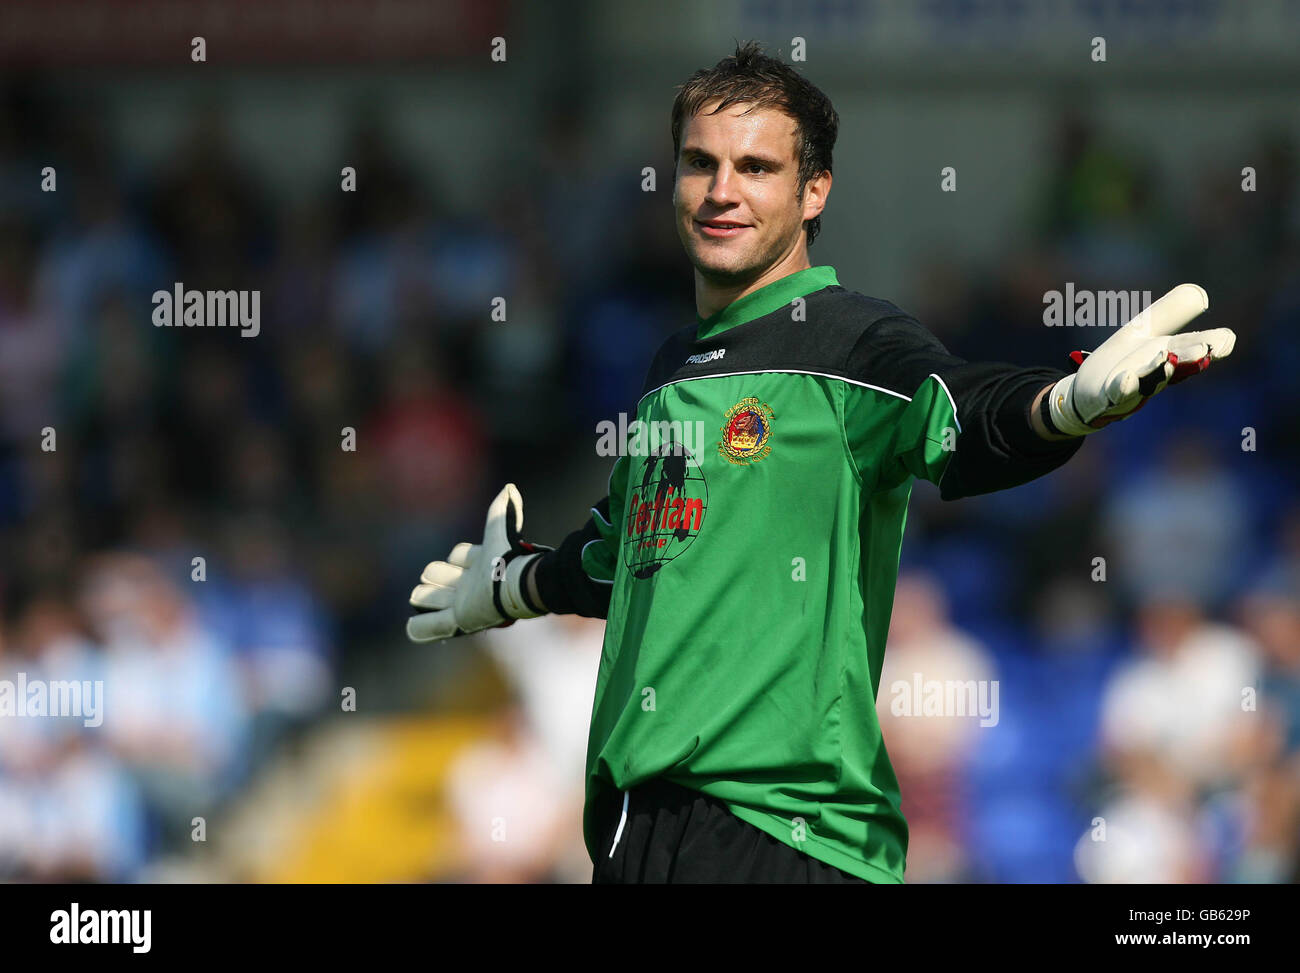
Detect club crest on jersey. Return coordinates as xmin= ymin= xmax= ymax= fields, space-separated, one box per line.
xmin=719 ymin=397 xmax=774 ymax=465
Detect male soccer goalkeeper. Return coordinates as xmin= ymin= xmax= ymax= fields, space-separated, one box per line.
xmin=407 ymin=42 xmax=1235 ymax=883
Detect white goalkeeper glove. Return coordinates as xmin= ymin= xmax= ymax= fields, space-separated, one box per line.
xmin=1046 ymin=283 xmax=1236 ymax=436
xmin=406 ymin=483 xmax=551 ymax=643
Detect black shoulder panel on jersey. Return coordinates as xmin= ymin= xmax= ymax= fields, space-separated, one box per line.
xmin=635 ymin=284 xmax=1082 ymax=501
xmin=844 ymin=312 xmax=1084 ymax=499
xmin=637 ymin=285 xmax=911 ymax=403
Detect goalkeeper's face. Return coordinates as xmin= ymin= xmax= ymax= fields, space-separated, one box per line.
xmin=673 ymin=100 xmax=826 ymax=284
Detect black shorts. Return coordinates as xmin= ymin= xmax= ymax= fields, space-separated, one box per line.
xmin=590 ymin=776 xmax=873 ymax=884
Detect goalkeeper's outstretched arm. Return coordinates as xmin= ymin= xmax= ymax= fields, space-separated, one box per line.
xmin=852 ymin=283 xmax=1233 ymax=501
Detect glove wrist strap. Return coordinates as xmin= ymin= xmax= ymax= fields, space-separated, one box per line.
xmin=495 ymin=550 xmax=549 ymax=620
xmin=1047 ymin=375 xmax=1097 ymax=437
xmin=1039 ymin=383 xmax=1064 ymax=437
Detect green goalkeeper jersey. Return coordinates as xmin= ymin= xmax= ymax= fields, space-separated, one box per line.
xmin=534 ymin=264 xmax=1081 ymax=883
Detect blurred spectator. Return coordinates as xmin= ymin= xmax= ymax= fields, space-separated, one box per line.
xmin=482 ymin=612 xmax=604 ymax=784
xmin=1081 ymin=597 xmax=1268 ymax=883
xmin=1100 ymin=596 xmax=1260 ymax=791
xmin=1075 ymin=772 xmax=1206 ymax=884
xmin=0 ymin=595 xmax=147 ymax=881
xmin=450 ymin=613 xmax=607 ymax=883
xmin=442 ymin=699 xmax=585 ymax=884
xmin=1238 ymin=589 xmax=1300 ymax=757
xmin=192 ymin=514 xmax=332 ymax=768
xmin=369 ymin=340 xmax=489 ymax=603
xmin=79 ymin=553 xmax=250 ymax=846
xmin=1100 ymin=442 xmax=1252 ymax=608
xmin=879 ymin=572 xmax=995 ymax=882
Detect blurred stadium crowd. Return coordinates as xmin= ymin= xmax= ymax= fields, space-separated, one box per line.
xmin=0 ymin=76 xmax=1297 ymax=882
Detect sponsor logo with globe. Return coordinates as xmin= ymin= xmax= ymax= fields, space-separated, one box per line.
xmin=623 ymin=439 xmax=708 ymax=579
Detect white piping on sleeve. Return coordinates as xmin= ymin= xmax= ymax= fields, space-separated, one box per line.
xmin=608 ymin=791 xmax=630 ymax=858
xmin=637 ymin=369 xmax=913 ymax=407
xmin=928 ymin=372 xmax=962 ymax=433
xmin=580 ymin=538 xmax=615 ymax=585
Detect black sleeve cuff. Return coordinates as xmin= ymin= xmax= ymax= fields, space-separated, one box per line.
xmin=999 ymin=372 xmax=1083 ymax=456
xmin=532 ymin=518 xmax=614 ymax=619
xmin=938 ymin=366 xmax=1085 ymax=501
